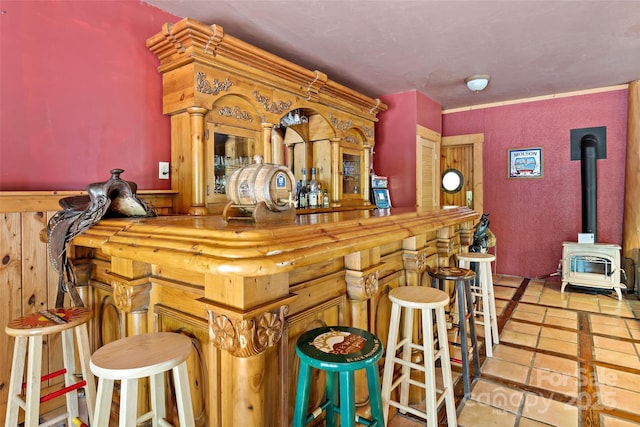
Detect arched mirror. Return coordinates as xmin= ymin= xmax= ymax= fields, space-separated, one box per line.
xmin=441 ymin=168 xmax=464 ymax=193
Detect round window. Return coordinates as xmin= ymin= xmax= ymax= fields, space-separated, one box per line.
xmin=441 ymin=168 xmax=464 ymax=193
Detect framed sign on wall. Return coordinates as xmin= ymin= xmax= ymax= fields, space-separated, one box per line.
xmin=508 ymin=147 xmax=543 ymax=179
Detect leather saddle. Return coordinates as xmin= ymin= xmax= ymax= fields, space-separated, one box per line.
xmin=47 ymin=169 xmax=156 ymax=307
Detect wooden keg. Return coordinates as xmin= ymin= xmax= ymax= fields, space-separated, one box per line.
xmin=226 ymin=159 xmax=296 ymax=212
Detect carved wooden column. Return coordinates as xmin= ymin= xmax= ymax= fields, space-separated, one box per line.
xmin=363 ymin=143 xmax=372 ymax=204
xmin=205 ymin=302 xmax=289 ymax=427
xmin=188 ymin=107 xmax=209 ymax=216
xmin=107 ymin=257 xmax=152 ymax=337
xmin=436 ymin=225 xmax=459 ymax=267
xmin=285 ymin=143 xmax=295 ymax=173
xmin=269 ymin=123 xmax=284 ymax=165
xmin=262 ymin=123 xmax=275 ymax=164
xmin=344 ymin=249 xmax=381 ymax=415
xmin=202 ymin=270 xmax=295 ymax=427
xmin=330 ymin=137 xmax=341 ymax=205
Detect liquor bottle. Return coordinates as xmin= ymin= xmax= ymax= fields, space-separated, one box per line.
xmin=298 ymin=168 xmax=308 ymax=209
xmin=309 ymin=168 xmax=319 ymax=208
xmin=322 ymin=189 xmax=330 ymax=208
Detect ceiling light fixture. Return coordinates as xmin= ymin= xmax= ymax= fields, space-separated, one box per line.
xmin=465 ymin=75 xmax=491 ymax=92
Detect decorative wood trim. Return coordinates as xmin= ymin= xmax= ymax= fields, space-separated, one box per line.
xmin=0 ymin=190 xmax=176 ymax=213
xmin=442 ymin=84 xmax=629 ymax=114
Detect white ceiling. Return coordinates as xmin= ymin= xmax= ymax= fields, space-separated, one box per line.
xmin=143 ymin=0 xmax=640 ymax=110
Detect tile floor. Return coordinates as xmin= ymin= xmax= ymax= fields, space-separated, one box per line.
xmin=388 ymin=275 xmax=640 ymax=427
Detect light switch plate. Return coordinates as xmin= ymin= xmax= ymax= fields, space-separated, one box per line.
xmin=159 ymin=162 xmax=170 ymax=179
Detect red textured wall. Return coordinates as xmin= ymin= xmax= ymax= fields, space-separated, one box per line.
xmin=443 ymin=89 xmax=628 ymax=278
xmin=376 ymin=90 xmax=442 ymax=208
xmin=0 ymin=0 xmax=177 ymax=191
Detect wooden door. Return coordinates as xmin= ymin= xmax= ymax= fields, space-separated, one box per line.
xmin=441 ymin=133 xmax=484 ymax=212
xmin=416 ymin=126 xmax=441 ymax=209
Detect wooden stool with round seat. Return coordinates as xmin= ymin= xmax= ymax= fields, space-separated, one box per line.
xmin=457 ymin=252 xmax=499 ymax=357
xmin=427 ymin=266 xmax=480 ymax=398
xmin=90 ymin=332 xmax=195 ymax=427
xmin=4 ymin=307 xmax=96 ymax=427
xmin=380 ymin=286 xmax=458 ymax=427
xmin=292 ymin=326 xmax=385 ymax=427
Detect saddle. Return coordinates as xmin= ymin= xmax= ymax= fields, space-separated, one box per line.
xmin=47 ymin=169 xmax=156 ymax=308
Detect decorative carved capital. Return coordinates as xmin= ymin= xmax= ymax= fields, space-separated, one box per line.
xmin=345 ymin=268 xmax=380 ymax=300
xmin=207 ymin=305 xmax=288 ymax=357
xmin=459 ymin=228 xmax=475 ymax=247
xmin=111 ymin=278 xmax=151 ymax=313
xmin=402 ymin=250 xmax=429 ymax=274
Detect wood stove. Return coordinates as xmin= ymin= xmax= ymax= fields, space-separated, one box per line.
xmin=561 ymin=242 xmax=625 ymax=300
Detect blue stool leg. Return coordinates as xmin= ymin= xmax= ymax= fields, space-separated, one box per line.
xmin=365 ymin=364 xmax=385 ymax=426
xmin=293 ymin=360 xmax=312 ymax=427
xmin=326 ymin=371 xmax=339 ymax=427
xmin=339 ymin=371 xmax=356 ymax=427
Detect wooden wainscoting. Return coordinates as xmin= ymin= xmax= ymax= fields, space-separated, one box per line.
xmin=0 ymin=190 xmax=175 ymax=418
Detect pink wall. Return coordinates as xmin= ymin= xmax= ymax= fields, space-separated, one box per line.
xmin=0 ymin=0 xmax=177 ymax=191
xmin=443 ymin=90 xmax=628 ymax=278
xmin=376 ymin=90 xmax=442 ymax=208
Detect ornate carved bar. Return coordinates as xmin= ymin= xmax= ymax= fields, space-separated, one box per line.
xmin=73 ymin=207 xmax=478 ymax=426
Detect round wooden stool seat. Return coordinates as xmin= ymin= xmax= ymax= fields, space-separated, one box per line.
xmin=5 ymin=307 xmax=96 ymax=427
xmin=457 ymin=252 xmax=499 ymax=357
xmin=90 ymin=332 xmax=195 ymax=427
xmin=381 ymin=286 xmax=457 ymax=427
xmin=388 ymin=285 xmax=450 ymax=309
xmin=457 ymin=252 xmax=495 ymax=263
xmin=428 ymin=266 xmax=480 ymax=398
xmin=293 ymin=326 xmax=384 ymax=427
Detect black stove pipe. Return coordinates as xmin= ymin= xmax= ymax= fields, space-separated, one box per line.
xmin=580 ymin=135 xmax=598 ymax=241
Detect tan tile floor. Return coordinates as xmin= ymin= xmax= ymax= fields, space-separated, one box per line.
xmin=388 ymin=275 xmax=640 ymax=427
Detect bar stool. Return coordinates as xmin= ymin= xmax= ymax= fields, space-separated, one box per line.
xmin=292 ymin=326 xmax=384 ymax=427
xmin=427 ymin=266 xmax=480 ymax=398
xmin=5 ymin=307 xmax=96 ymax=427
xmin=380 ymin=286 xmax=457 ymax=427
xmin=90 ymin=332 xmax=195 ymax=427
xmin=457 ymin=252 xmax=499 ymax=357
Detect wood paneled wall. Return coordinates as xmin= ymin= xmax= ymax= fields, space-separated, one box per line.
xmin=0 ymin=190 xmax=174 ymax=419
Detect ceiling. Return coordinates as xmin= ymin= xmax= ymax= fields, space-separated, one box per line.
xmin=143 ymin=0 xmax=640 ymax=110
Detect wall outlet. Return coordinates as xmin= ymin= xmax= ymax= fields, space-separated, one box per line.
xmin=159 ymin=162 xmax=170 ymax=179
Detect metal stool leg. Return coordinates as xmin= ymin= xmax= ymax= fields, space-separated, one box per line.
xmin=463 ymin=279 xmax=481 ymax=378
xmin=456 ymin=280 xmax=472 ymax=397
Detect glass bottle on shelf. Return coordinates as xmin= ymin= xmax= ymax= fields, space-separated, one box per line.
xmin=298 ymin=168 xmax=308 ymax=209
xmin=323 ymin=189 xmax=330 ymax=208
xmin=309 ymin=167 xmax=319 ymax=208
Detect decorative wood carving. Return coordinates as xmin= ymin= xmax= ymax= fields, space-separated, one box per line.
xmin=196 ymin=72 xmax=233 ymax=95
xmin=345 ymin=266 xmax=380 ymax=300
xmin=110 ymin=277 xmax=151 ymax=313
xmin=207 ymin=305 xmax=288 ymax=357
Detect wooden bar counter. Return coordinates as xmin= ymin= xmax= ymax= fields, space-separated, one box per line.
xmin=71 ymin=206 xmax=478 ymax=426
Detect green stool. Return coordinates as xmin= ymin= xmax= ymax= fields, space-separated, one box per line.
xmin=293 ymin=326 xmax=385 ymax=427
